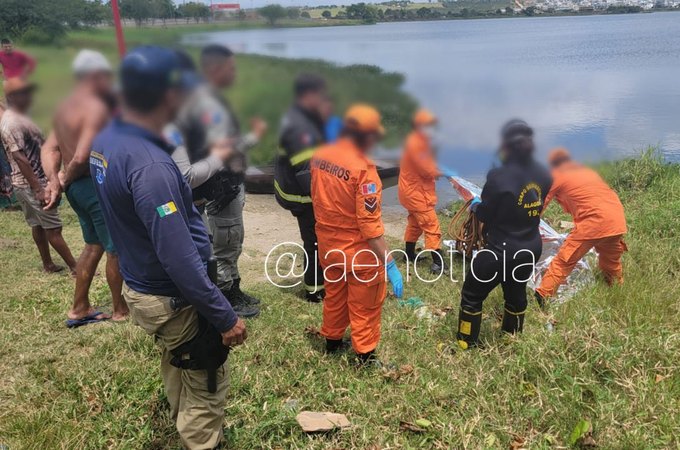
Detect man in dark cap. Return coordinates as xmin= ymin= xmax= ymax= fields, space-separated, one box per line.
xmin=89 ymin=46 xmax=247 ymax=449
xmin=455 ymin=119 xmax=552 ymax=349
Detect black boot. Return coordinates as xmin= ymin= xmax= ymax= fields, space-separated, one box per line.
xmin=501 ymin=308 xmax=525 ymax=335
xmin=305 ymin=288 xmax=325 ymax=303
xmin=534 ymin=290 xmax=546 ymax=310
xmin=404 ymin=242 xmax=417 ymax=263
xmin=325 ymin=337 xmax=350 ymax=354
xmin=356 ymin=350 xmax=380 ymax=368
xmin=430 ymin=249 xmax=448 ymax=274
xmin=456 ymin=309 xmax=482 ymax=349
xmin=233 ymin=278 xmax=260 ymax=306
xmin=222 ymin=283 xmax=260 ymax=319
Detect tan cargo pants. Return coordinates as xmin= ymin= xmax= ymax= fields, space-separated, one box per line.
xmin=123 ymin=284 xmax=229 ymax=450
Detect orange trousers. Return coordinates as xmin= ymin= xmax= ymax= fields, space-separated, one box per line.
xmin=537 ymin=234 xmax=627 ymax=298
xmin=320 ymin=267 xmax=387 ymax=354
xmin=404 ymin=209 xmax=442 ymax=250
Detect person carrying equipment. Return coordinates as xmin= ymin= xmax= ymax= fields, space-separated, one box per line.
xmin=398 ymin=108 xmax=454 ymax=273
xmin=275 ymin=73 xmax=329 ymax=302
xmin=311 ymin=104 xmax=404 ymax=365
xmin=456 ymin=120 xmax=552 ymax=349
xmin=534 ymin=148 xmax=627 ymax=306
xmin=89 ymin=47 xmax=247 ymax=449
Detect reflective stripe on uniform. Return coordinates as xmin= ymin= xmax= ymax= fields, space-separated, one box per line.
xmin=290 ymin=148 xmax=316 ymax=166
xmin=274 ymin=180 xmax=312 ymax=204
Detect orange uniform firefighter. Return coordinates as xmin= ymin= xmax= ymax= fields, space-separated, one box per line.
xmin=535 ymin=148 xmax=627 ymax=304
xmin=398 ymin=109 xmax=452 ymax=273
xmin=311 ymin=104 xmax=403 ymax=364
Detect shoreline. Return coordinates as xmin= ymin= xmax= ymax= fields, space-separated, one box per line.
xmin=69 ymin=8 xmax=680 ymax=42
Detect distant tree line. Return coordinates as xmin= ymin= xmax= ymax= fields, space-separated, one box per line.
xmin=257 ymin=4 xmax=312 ymax=26
xmin=0 ymin=0 xmax=216 ymax=43
xmin=0 ymin=0 xmax=108 ymax=42
xmin=316 ymin=0 xmax=650 ymax=22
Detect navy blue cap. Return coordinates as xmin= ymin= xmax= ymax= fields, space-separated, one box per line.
xmin=120 ymin=46 xmax=189 ymax=95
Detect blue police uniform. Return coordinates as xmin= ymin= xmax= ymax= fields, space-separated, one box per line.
xmin=90 ymin=118 xmax=237 ymax=332
xmin=91 ymin=115 xmax=237 ymax=448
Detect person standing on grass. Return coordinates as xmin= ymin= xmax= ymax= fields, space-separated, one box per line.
xmin=91 ymin=46 xmax=247 ymax=449
xmin=0 ymin=78 xmax=77 ymax=273
xmin=456 ymin=120 xmax=552 ymax=349
xmin=0 ymin=39 xmax=36 ymax=80
xmin=534 ymin=148 xmax=627 ymax=307
xmin=311 ymin=104 xmax=404 ymax=365
xmin=275 ymin=73 xmax=329 ymax=303
xmin=41 ymin=50 xmax=128 ymax=327
xmin=398 ymin=108 xmax=456 ymax=274
xmin=173 ymin=44 xmax=268 ymax=317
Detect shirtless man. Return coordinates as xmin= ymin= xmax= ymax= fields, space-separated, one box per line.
xmin=41 ymin=50 xmax=128 ymax=326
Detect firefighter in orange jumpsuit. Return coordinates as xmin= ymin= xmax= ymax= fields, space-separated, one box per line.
xmin=535 ymin=148 xmax=627 ymax=305
xmin=398 ymin=109 xmax=453 ymax=273
xmin=311 ymin=104 xmax=404 ymax=364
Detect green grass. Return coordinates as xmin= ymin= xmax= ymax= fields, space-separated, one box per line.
xmin=7 ymin=25 xmax=415 ymax=165
xmin=1 ymin=150 xmax=679 ymax=449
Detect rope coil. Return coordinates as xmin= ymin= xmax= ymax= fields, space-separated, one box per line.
xmin=447 ymin=199 xmax=486 ymax=256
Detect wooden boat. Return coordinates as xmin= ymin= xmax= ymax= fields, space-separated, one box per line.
xmin=244 ymin=159 xmax=400 ymax=195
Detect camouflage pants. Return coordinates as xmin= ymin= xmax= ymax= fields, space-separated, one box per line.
xmin=207 ymin=187 xmax=245 ymax=292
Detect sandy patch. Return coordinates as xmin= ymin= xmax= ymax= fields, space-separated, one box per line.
xmin=240 ymin=194 xmax=407 ymax=283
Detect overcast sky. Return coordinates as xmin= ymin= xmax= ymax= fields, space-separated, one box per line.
xmin=174 ymin=0 xmax=384 ymax=9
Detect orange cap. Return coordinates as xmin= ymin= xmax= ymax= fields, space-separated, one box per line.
xmin=548 ymin=147 xmax=571 ymax=166
xmin=344 ymin=104 xmax=385 ymax=136
xmin=413 ymin=108 xmax=437 ymax=126
xmin=3 ymin=77 xmax=36 ymax=96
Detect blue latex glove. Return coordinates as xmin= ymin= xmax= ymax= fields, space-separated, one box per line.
xmin=325 ymin=116 xmax=343 ymax=143
xmin=439 ymin=164 xmax=458 ymax=179
xmin=468 ymin=196 xmax=482 ymax=211
xmin=386 ymin=259 xmax=403 ymax=298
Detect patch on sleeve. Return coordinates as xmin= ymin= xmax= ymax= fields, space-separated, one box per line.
xmin=360 ymin=182 xmax=377 ymax=195
xmin=202 ymin=110 xmax=222 ymax=126
xmin=364 ymin=196 xmax=378 ymax=213
xmin=90 ymin=151 xmax=108 ymax=185
xmin=156 ymin=201 xmax=178 ymax=218
xmin=167 ymin=129 xmax=184 ymax=146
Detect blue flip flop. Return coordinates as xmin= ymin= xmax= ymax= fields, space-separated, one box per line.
xmin=66 ymin=311 xmax=110 ymax=329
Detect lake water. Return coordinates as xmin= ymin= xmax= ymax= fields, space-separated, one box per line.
xmin=189 ymin=13 xmax=680 ymax=181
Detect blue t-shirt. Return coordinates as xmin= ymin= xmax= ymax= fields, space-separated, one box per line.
xmin=90 ymin=119 xmax=237 ymax=332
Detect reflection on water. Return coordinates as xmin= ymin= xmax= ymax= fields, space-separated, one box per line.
xmin=188 ymin=12 xmax=680 ymax=181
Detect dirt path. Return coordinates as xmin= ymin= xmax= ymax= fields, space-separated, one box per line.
xmin=240 ymin=194 xmax=406 ymax=283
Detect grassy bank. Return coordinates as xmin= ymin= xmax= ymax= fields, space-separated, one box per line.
xmin=1 ymin=150 xmax=679 ymax=449
xmin=7 ymin=24 xmax=415 ymax=165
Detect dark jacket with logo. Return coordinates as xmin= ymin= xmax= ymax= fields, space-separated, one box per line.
xmin=90 ymin=119 xmax=238 ymax=332
xmin=275 ymin=104 xmax=325 ymax=215
xmin=472 ymin=156 xmax=553 ymax=255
